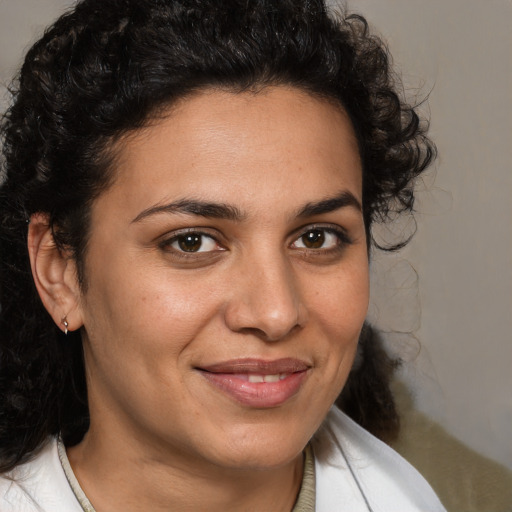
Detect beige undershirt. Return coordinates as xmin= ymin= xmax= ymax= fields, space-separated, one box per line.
xmin=292 ymin=443 xmax=316 ymax=511
xmin=58 ymin=438 xmax=316 ymax=512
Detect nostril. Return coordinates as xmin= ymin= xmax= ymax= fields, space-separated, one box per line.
xmin=235 ymin=323 xmax=303 ymax=343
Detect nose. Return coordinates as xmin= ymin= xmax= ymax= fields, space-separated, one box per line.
xmin=224 ymin=252 xmax=307 ymax=342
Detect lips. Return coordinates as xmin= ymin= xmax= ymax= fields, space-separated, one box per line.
xmin=197 ymin=358 xmax=310 ymax=408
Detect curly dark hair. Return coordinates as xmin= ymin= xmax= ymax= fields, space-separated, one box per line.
xmin=0 ymin=0 xmax=435 ymax=472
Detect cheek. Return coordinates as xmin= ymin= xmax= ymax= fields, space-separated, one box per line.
xmin=81 ymin=253 xmax=222 ymax=371
xmin=308 ymin=259 xmax=369 ymax=337
xmin=117 ymin=278 xmax=218 ymax=354
xmin=304 ymin=259 xmax=369 ymax=388
xmin=80 ymin=265 xmax=224 ymax=419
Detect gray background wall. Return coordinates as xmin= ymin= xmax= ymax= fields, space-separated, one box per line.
xmin=1 ymin=0 xmax=511 ymax=470
xmin=340 ymin=0 xmax=512 ymax=471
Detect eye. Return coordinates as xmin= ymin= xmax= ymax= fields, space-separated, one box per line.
xmin=167 ymin=232 xmax=220 ymax=253
xmin=291 ymin=227 xmax=347 ymax=251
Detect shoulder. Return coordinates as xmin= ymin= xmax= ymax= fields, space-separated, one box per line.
xmin=0 ymin=438 xmax=83 ymax=512
xmin=313 ymin=406 xmax=447 ymax=512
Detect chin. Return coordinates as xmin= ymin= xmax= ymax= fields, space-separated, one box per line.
xmin=217 ymin=446 xmax=303 ymax=472
xmin=206 ymin=422 xmax=312 ymax=471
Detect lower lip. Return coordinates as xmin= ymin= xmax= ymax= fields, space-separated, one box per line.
xmin=199 ymin=370 xmax=308 ymax=408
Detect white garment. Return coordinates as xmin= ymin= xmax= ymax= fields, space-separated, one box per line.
xmin=313 ymin=407 xmax=446 ymax=511
xmin=0 ymin=438 xmax=83 ymax=512
xmin=0 ymin=407 xmax=446 ymax=512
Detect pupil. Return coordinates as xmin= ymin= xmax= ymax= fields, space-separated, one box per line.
xmin=178 ymin=234 xmax=202 ymax=252
xmin=303 ymin=230 xmax=324 ymax=248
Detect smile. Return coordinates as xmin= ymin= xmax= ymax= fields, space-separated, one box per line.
xmin=197 ymin=358 xmax=310 ymax=408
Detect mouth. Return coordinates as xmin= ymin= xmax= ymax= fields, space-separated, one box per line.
xmin=196 ymin=358 xmax=310 ymax=408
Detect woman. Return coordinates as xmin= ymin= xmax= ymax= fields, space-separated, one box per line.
xmin=0 ymin=0 xmax=444 ymax=510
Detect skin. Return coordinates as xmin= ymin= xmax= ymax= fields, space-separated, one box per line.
xmin=29 ymin=86 xmax=369 ymax=511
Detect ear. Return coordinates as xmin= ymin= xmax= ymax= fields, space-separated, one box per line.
xmin=27 ymin=213 xmax=83 ymax=333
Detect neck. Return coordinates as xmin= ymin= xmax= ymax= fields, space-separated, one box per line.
xmin=66 ymin=428 xmax=305 ymax=512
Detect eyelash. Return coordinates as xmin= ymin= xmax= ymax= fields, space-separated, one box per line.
xmin=291 ymin=225 xmax=352 ymax=254
xmin=158 ymin=228 xmax=225 ymax=259
xmin=158 ymin=225 xmax=352 ymax=259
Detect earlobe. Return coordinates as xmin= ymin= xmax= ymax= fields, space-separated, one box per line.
xmin=27 ymin=213 xmax=83 ymax=333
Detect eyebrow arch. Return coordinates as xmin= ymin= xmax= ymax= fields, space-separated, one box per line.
xmin=131 ymin=199 xmax=246 ymax=223
xmin=296 ymin=190 xmax=362 ymax=218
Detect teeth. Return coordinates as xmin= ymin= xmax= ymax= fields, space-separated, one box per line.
xmin=248 ymin=374 xmax=287 ymax=383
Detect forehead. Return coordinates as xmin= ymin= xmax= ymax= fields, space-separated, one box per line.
xmin=97 ymin=86 xmax=362 ymax=220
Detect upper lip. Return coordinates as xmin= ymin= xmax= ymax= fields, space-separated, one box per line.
xmin=197 ymin=358 xmax=310 ymax=374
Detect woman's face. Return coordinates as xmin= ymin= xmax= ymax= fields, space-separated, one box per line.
xmin=77 ymin=86 xmax=369 ymax=471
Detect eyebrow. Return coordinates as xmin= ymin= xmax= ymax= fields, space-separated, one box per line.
xmin=132 ymin=199 xmax=246 ymax=223
xmin=296 ymin=191 xmax=362 ymax=218
xmin=132 ymin=190 xmax=361 ymax=224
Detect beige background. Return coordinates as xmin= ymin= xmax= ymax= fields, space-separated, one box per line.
xmin=1 ymin=0 xmax=511 ymax=470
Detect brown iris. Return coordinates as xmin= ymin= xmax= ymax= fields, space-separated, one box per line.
xmin=301 ymin=230 xmax=325 ymax=249
xmin=177 ymin=234 xmax=202 ymax=252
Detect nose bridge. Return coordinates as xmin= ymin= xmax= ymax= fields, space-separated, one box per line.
xmin=225 ymin=245 xmax=305 ymax=341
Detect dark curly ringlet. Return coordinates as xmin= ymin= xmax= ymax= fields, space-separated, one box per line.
xmin=0 ymin=0 xmax=435 ymax=472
